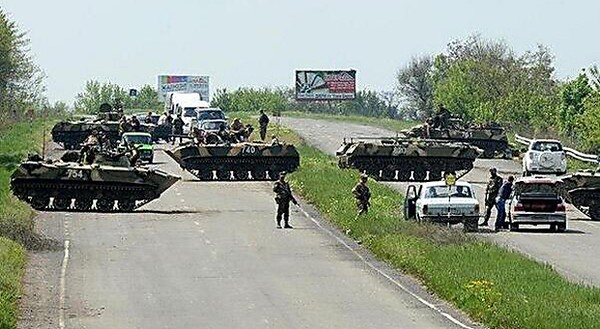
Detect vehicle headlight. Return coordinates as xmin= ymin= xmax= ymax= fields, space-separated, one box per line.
xmin=474 ymin=204 xmax=480 ymax=214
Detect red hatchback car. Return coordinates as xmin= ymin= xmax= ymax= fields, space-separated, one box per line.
xmin=507 ymin=176 xmax=567 ymax=232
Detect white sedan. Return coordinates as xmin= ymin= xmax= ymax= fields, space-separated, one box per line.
xmin=404 ymin=181 xmax=480 ymax=231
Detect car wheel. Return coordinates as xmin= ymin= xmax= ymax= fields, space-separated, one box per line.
xmin=557 ymin=223 xmax=566 ymax=232
xmin=509 ymin=223 xmax=519 ymax=231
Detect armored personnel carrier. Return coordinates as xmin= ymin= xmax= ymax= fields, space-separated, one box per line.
xmin=560 ymin=169 xmax=600 ymax=220
xmin=166 ymin=141 xmax=300 ymax=181
xmin=402 ymin=118 xmax=510 ymax=158
xmin=51 ymin=103 xmax=122 ymax=149
xmin=10 ymin=152 xmax=180 ymax=212
xmin=336 ymin=137 xmax=480 ymax=181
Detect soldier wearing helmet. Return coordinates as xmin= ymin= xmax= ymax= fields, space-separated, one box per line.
xmin=352 ymin=174 xmax=371 ymax=215
xmin=273 ymin=171 xmax=298 ymax=229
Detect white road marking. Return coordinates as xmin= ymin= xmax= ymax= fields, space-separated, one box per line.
xmin=297 ymin=207 xmax=475 ymax=329
xmin=59 ymin=239 xmax=70 ymax=329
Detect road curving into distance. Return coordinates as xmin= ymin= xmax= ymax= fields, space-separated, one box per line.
xmin=18 ymin=142 xmax=480 ymax=329
xmin=281 ymin=116 xmax=600 ymax=287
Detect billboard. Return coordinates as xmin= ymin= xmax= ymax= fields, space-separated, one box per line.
xmin=157 ymin=75 xmax=210 ymax=102
xmin=295 ymin=70 xmax=356 ymax=100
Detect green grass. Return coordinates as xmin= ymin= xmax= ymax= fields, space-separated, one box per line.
xmin=0 ymin=120 xmax=56 ymax=329
xmin=567 ymin=158 xmax=598 ymax=172
xmin=272 ymin=123 xmax=600 ymax=329
xmin=0 ymin=237 xmax=26 ymax=329
xmin=283 ymin=111 xmax=418 ymax=132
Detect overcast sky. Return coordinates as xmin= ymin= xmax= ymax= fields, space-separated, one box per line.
xmin=2 ymin=0 xmax=599 ymax=102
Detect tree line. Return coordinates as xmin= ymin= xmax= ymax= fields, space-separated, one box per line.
xmin=0 ymin=9 xmax=68 ymax=126
xmin=396 ymin=35 xmax=599 ymax=152
xmin=210 ymin=87 xmax=401 ymax=119
xmin=73 ymin=81 xmax=158 ymax=113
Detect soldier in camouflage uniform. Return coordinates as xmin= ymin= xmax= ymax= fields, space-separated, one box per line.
xmin=352 ymin=174 xmax=371 ymax=215
xmin=273 ymin=171 xmax=298 ymax=229
xmin=480 ymin=167 xmax=503 ymax=226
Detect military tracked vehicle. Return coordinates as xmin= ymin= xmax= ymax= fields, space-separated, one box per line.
xmin=402 ymin=119 xmax=509 ymax=158
xmin=560 ymin=169 xmax=600 ymax=220
xmin=336 ymin=137 xmax=480 ymax=181
xmin=51 ymin=103 xmax=122 ymax=149
xmin=166 ymin=141 xmax=300 ymax=181
xmin=10 ymin=152 xmax=180 ymax=212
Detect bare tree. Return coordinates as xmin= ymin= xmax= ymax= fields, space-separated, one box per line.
xmin=395 ymin=56 xmax=434 ymax=119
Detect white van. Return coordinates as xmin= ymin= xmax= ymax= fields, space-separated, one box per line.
xmin=166 ymin=92 xmax=209 ymax=133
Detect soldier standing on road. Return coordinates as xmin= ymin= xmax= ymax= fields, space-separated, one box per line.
xmin=273 ymin=171 xmax=298 ymax=229
xmin=480 ymin=168 xmax=503 ymax=226
xmin=352 ymin=174 xmax=371 ymax=215
xmin=172 ymin=115 xmax=184 ymax=144
xmin=495 ymin=175 xmax=514 ymax=232
xmin=258 ymin=110 xmax=270 ymax=141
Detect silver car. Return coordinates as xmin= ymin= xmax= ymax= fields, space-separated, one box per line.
xmin=507 ymin=176 xmax=567 ymax=232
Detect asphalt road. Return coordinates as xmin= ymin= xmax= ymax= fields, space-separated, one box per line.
xmin=19 ymin=142 xmax=480 ymax=328
xmin=281 ymin=116 xmax=600 ymax=287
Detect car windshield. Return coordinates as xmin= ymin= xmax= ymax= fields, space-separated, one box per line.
xmin=201 ymin=121 xmax=226 ymax=130
xmin=125 ymin=135 xmax=151 ymax=144
xmin=424 ymin=185 xmax=472 ymax=198
xmin=531 ymin=141 xmax=562 ymax=152
xmin=198 ymin=110 xmax=225 ymax=120
xmin=183 ymin=108 xmax=198 ymax=117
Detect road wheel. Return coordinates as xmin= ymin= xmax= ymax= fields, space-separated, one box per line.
xmin=31 ymin=195 xmax=49 ymax=210
xmin=509 ymin=223 xmax=519 ymax=231
xmin=234 ymin=170 xmax=250 ymax=181
xmin=118 ymin=199 xmax=135 ymax=212
xmin=75 ymin=198 xmax=93 ymax=211
xmin=96 ymin=198 xmax=114 ymax=212
xmin=216 ymin=170 xmax=231 ymax=181
xmin=413 ymin=169 xmax=427 ymax=181
xmin=53 ymin=197 xmax=71 ymax=211
xmin=398 ymin=170 xmax=411 ymax=181
xmin=557 ymin=223 xmax=566 ymax=232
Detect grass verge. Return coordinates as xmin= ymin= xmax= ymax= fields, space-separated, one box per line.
xmin=272 ymin=124 xmax=600 ymax=329
xmin=280 ymin=111 xmax=418 ymax=132
xmin=0 ymin=120 xmax=56 ymax=329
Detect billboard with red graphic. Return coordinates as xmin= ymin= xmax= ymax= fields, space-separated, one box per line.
xmin=295 ymin=70 xmax=356 ymax=100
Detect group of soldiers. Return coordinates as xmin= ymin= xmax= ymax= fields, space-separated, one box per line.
xmin=118 ymin=115 xmax=143 ymax=135
xmin=76 ymin=129 xmax=141 ymax=166
xmin=189 ymin=110 xmax=271 ymax=146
